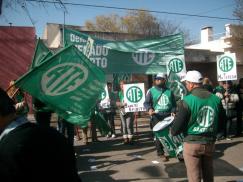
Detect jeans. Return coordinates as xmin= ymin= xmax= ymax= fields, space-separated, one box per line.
xmin=103 ymin=112 xmax=115 ymax=135
xmin=120 ymin=112 xmax=134 ymax=138
xmin=183 ymin=142 xmax=215 ymax=182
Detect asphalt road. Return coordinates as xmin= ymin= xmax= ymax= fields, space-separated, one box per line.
xmin=74 ymin=119 xmax=243 ymax=182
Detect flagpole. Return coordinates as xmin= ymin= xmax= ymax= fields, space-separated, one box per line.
xmin=63 ymin=11 xmax=66 ymax=48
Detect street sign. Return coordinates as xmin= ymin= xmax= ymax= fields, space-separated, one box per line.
xmin=217 ymin=53 xmax=237 ymax=81
xmin=123 ymin=83 xmax=146 ymax=112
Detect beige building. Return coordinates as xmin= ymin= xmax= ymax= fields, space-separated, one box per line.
xmin=186 ymin=24 xmax=243 ymax=85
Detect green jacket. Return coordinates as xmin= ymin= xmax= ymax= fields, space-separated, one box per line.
xmin=171 ymin=87 xmax=226 ymax=143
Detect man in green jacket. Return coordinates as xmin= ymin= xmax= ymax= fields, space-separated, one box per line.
xmin=144 ymin=73 xmax=176 ymax=162
xmin=171 ymin=70 xmax=226 ymax=182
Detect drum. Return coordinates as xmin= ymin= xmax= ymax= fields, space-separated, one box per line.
xmin=152 ymin=116 xmax=184 ymax=158
xmin=152 ymin=116 xmax=174 ymax=132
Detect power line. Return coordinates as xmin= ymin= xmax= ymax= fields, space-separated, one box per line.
xmin=26 ymin=0 xmax=241 ymax=21
xmin=22 ymin=2 xmax=36 ymax=26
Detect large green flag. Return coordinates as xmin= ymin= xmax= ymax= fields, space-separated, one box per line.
xmin=30 ymin=38 xmax=53 ymax=69
xmin=64 ymin=28 xmax=184 ymax=74
xmin=15 ymin=45 xmax=106 ymax=126
xmin=166 ymin=71 xmax=187 ymax=101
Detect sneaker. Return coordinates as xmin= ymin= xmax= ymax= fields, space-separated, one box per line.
xmin=111 ymin=134 xmax=116 ymax=138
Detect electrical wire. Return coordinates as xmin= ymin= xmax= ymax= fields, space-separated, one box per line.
xmin=25 ymin=0 xmax=241 ymax=21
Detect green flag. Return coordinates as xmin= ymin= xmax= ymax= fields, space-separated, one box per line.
xmin=64 ymin=28 xmax=184 ymax=74
xmin=166 ymin=71 xmax=187 ymax=101
xmin=15 ymin=45 xmax=106 ymax=125
xmin=93 ymin=111 xmax=111 ymax=136
xmin=58 ymin=111 xmax=91 ymax=128
xmin=30 ymin=38 xmax=53 ymax=69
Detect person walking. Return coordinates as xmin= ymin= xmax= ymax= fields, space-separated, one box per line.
xmin=116 ymin=80 xmax=134 ymax=144
xmin=0 ymin=88 xmax=81 ymax=182
xmin=171 ymin=70 xmax=226 ymax=182
xmin=144 ymin=73 xmax=176 ymax=162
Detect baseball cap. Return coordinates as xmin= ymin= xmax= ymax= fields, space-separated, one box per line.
xmin=155 ymin=73 xmax=167 ymax=79
xmin=181 ymin=70 xmax=203 ymax=83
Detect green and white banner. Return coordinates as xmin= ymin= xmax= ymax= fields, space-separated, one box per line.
xmin=165 ymin=55 xmax=186 ymax=79
xmin=123 ymin=83 xmax=146 ymax=112
xmin=217 ymin=53 xmax=237 ymax=81
xmin=99 ymin=85 xmax=110 ymax=109
xmin=166 ymin=71 xmax=187 ymax=101
xmin=64 ymin=28 xmax=184 ymax=74
xmin=15 ymin=45 xmax=106 ymax=126
xmin=30 ymin=38 xmax=53 ymax=69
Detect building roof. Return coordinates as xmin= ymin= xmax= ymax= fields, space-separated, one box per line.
xmin=0 ymin=26 xmax=36 ymax=89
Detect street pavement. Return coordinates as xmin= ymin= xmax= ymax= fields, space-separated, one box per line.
xmin=74 ymin=118 xmax=243 ymax=182
xmin=27 ymin=114 xmax=243 ymax=181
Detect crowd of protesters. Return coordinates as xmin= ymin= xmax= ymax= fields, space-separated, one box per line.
xmin=0 ymin=72 xmax=243 ymax=182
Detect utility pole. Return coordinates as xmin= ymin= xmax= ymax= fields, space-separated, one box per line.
xmin=62 ymin=11 xmax=66 ymax=47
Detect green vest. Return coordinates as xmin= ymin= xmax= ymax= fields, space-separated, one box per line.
xmin=150 ymin=87 xmax=173 ymax=112
xmin=118 ymin=91 xmax=124 ymax=103
xmin=183 ymin=94 xmax=221 ymax=136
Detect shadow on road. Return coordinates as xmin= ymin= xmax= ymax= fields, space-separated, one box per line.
xmin=75 ymin=130 xmax=154 ymax=155
xmin=214 ymin=141 xmax=243 ymax=159
xmin=164 ymin=158 xmax=243 ymax=180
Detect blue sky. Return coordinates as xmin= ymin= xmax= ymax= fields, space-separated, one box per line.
xmin=0 ymin=0 xmax=239 ymax=41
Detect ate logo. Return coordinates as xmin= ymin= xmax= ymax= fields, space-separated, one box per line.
xmin=160 ymin=137 xmax=173 ymax=151
xmin=158 ymin=94 xmax=169 ymax=107
xmin=126 ymin=86 xmax=143 ymax=103
xmin=101 ymin=90 xmax=107 ymax=100
xmin=219 ymin=56 xmax=234 ymax=72
xmin=168 ymin=58 xmax=184 ymax=73
xmin=41 ymin=63 xmax=88 ymax=96
xmin=196 ymin=106 xmax=215 ymax=128
xmin=132 ymin=52 xmax=155 ymax=65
